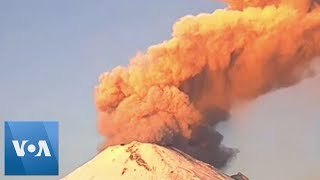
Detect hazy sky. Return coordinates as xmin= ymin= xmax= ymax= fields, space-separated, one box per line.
xmin=0 ymin=1 xmax=319 ymax=179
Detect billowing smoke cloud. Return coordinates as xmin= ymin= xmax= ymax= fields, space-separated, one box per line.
xmin=225 ymin=0 xmax=320 ymax=11
xmin=95 ymin=0 xmax=320 ymax=168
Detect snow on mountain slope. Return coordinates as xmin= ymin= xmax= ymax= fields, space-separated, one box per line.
xmin=63 ymin=141 xmax=232 ymax=180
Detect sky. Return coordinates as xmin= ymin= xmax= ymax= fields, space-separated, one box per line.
xmin=0 ymin=0 xmax=319 ymax=179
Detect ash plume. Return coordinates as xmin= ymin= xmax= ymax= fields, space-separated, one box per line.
xmin=95 ymin=0 xmax=320 ymax=168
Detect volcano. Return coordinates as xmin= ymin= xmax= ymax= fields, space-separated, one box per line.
xmin=63 ymin=141 xmax=246 ymax=180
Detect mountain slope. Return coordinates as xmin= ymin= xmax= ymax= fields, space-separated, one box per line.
xmin=63 ymin=141 xmax=232 ymax=180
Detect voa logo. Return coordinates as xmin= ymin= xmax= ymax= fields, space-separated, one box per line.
xmin=12 ymin=140 xmax=51 ymax=157
xmin=5 ymin=121 xmax=59 ymax=176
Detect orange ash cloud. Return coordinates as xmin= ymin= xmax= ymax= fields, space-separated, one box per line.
xmin=225 ymin=0 xmax=319 ymax=11
xmin=95 ymin=0 xmax=320 ymax=168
